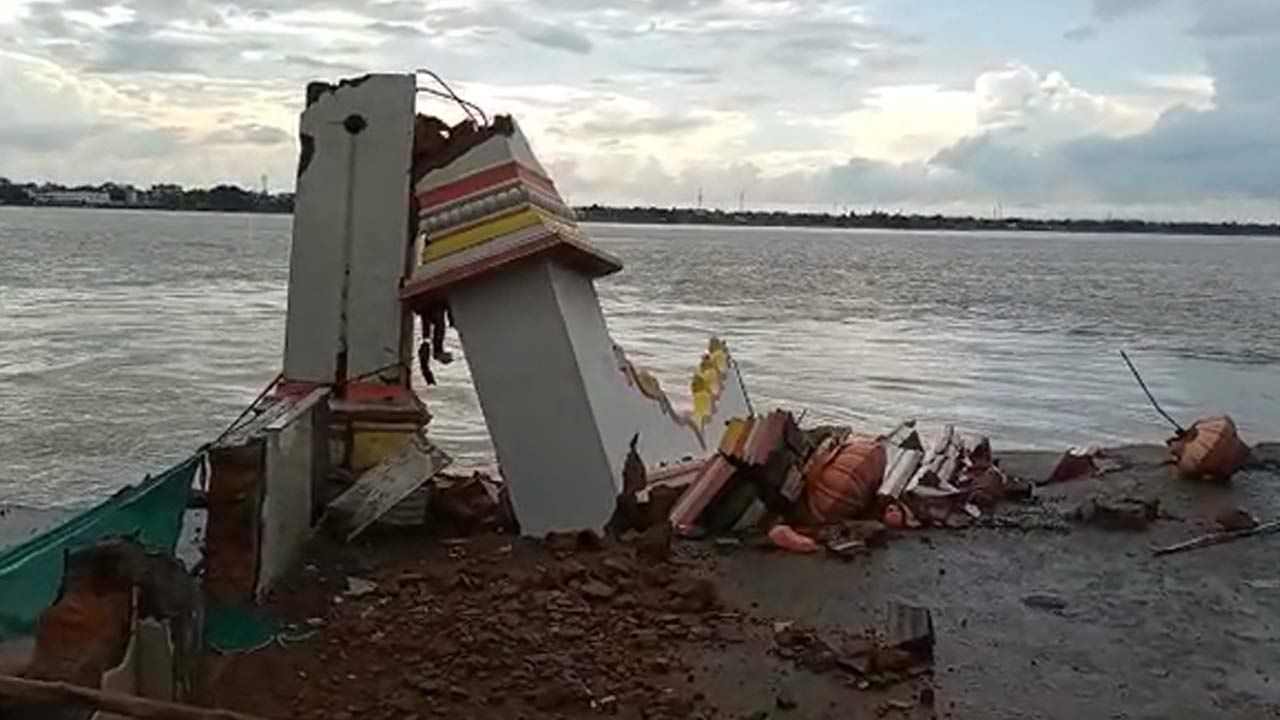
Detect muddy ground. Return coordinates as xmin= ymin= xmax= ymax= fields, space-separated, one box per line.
xmin=208 ymin=443 xmax=1280 ymax=720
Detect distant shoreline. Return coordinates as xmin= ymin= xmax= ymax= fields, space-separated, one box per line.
xmin=4 ymin=202 xmax=1278 ymax=238
xmin=575 ymin=205 xmax=1280 ymax=238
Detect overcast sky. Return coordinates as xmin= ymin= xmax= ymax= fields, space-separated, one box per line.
xmin=1 ymin=0 xmax=1278 ymax=220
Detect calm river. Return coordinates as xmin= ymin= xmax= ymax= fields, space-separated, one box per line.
xmin=2 ymin=206 xmax=1278 ymax=512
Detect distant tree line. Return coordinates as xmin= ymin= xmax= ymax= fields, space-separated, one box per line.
xmin=0 ymin=178 xmax=294 ymax=214
xmin=576 ymin=205 xmax=1280 ymax=237
xmin=3 ymin=179 xmax=1276 ymax=236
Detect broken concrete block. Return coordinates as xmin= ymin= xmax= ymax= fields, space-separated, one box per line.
xmin=15 ymin=539 xmax=204 ymax=714
xmin=205 ymin=388 xmax=329 ymax=604
xmin=885 ymin=602 xmax=934 ymax=664
xmin=323 ymin=432 xmax=452 ymax=541
xmin=1042 ymin=446 xmax=1099 ymax=485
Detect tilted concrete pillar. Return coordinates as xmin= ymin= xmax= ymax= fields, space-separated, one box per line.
xmin=403 ymin=118 xmax=750 ymax=535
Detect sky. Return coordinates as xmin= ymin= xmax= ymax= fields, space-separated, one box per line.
xmin=0 ymin=0 xmax=1278 ymax=220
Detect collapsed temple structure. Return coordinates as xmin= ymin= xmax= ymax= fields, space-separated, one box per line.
xmin=203 ymin=72 xmax=753 ymax=602
xmin=0 ymin=72 xmax=752 ymax=711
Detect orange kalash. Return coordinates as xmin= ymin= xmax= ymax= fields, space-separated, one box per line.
xmin=1169 ymin=415 xmax=1251 ymax=481
xmin=804 ymin=436 xmax=887 ymax=523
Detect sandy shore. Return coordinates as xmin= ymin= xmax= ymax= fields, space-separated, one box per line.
xmin=204 ymin=443 xmax=1280 ymax=720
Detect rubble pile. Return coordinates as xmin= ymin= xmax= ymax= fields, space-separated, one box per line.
xmin=771 ymin=602 xmax=935 ymax=692
xmin=209 ymin=535 xmax=740 ymax=720
xmin=668 ymin=415 xmax=1038 ymax=552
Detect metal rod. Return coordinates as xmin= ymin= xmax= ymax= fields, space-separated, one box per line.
xmin=1119 ymin=350 xmax=1184 ymax=434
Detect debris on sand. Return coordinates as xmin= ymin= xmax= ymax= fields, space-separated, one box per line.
xmin=1022 ymin=594 xmax=1068 ymax=613
xmin=342 ymin=576 xmax=378 ymax=598
xmin=1216 ymin=507 xmax=1259 ymax=532
xmin=768 ymin=524 xmax=820 ymax=554
xmin=770 ymin=603 xmax=935 ymax=691
xmin=1042 ymin=446 xmax=1100 ymax=486
xmin=1071 ymin=496 xmax=1160 ymax=531
xmin=210 ymin=536 xmax=734 ymax=719
xmin=671 ymin=415 xmax=1042 ymax=543
xmin=1153 ymin=518 xmax=1280 ymax=557
xmin=885 ymin=602 xmax=935 ymax=667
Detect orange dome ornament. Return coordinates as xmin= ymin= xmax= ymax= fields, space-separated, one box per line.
xmin=1121 ymin=350 xmax=1251 ymax=483
xmin=804 ymin=436 xmax=886 ymax=523
xmin=1168 ymin=415 xmax=1251 ymax=482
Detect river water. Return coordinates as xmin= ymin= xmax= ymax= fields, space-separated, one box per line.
xmin=2 ymin=206 xmax=1278 ymax=512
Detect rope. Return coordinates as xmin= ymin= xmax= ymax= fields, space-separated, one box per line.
xmin=414 ymin=68 xmax=489 ymax=126
xmin=209 ymin=372 xmax=283 ymax=448
xmin=346 ymin=360 xmax=413 ymax=385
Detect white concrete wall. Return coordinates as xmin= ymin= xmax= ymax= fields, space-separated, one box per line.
xmin=258 ymin=389 xmax=325 ymax=598
xmin=283 ymin=88 xmax=349 ymax=383
xmin=283 ymin=74 xmax=415 ymax=384
xmin=450 ymin=258 xmax=618 ymax=535
xmin=342 ymin=76 xmax=415 ymax=381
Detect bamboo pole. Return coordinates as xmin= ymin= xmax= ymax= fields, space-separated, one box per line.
xmin=0 ymin=675 xmax=270 ymax=720
xmin=1119 ymin=350 xmax=1185 ymax=434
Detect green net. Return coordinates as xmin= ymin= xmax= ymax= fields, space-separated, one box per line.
xmin=0 ymin=456 xmax=199 ymax=640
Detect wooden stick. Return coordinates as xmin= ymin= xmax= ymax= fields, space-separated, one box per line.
xmin=1152 ymin=519 xmax=1280 ymax=557
xmin=0 ymin=675 xmax=271 ymax=720
xmin=1119 ymin=350 xmax=1185 ymax=434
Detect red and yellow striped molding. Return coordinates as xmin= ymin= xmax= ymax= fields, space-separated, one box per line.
xmin=416 ymin=160 xmax=561 ymax=214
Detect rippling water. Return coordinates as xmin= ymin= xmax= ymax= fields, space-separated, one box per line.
xmin=2 ymin=206 xmax=1278 ymax=510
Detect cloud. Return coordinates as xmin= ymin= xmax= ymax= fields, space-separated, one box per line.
xmin=576 ymin=114 xmax=714 ymax=137
xmin=205 ymin=123 xmax=291 ymax=146
xmin=1092 ymin=0 xmax=1168 ymax=21
xmin=517 ymin=22 xmax=592 ymax=54
xmin=974 ymin=63 xmax=1156 ymax=142
xmin=365 ymin=20 xmax=426 ymax=37
xmin=633 ymin=63 xmax=720 ymax=82
xmin=283 ymin=54 xmax=364 ymax=74
xmin=0 ymin=50 xmax=99 ymax=150
xmin=1063 ymin=25 xmax=1097 ymax=42
xmin=1189 ymin=0 xmax=1280 ymax=37
xmin=0 ymin=0 xmax=1277 ymax=220
xmin=85 ymin=20 xmax=201 ymax=74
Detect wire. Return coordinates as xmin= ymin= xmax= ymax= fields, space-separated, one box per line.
xmin=414 ymin=68 xmax=489 ymax=126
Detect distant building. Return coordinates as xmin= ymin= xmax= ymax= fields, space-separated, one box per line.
xmin=33 ymin=190 xmax=112 ymax=206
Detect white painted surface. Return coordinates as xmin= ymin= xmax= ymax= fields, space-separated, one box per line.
xmin=324 ymin=431 xmax=451 ymax=540
xmin=134 ymin=617 xmax=175 ymax=701
xmin=98 ymin=601 xmax=138 ymax=720
xmin=342 ymin=75 xmax=416 ymax=381
xmin=548 ymin=263 xmax=706 ymax=479
xmin=451 ymin=258 xmax=618 ymax=535
xmin=283 ymin=74 xmax=415 ymax=384
xmin=697 ymin=358 xmax=752 ymax=447
xmin=452 ymin=256 xmax=752 ymax=534
xmin=257 ymin=389 xmax=326 ymax=598
xmin=282 ymin=85 xmax=349 ymax=383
